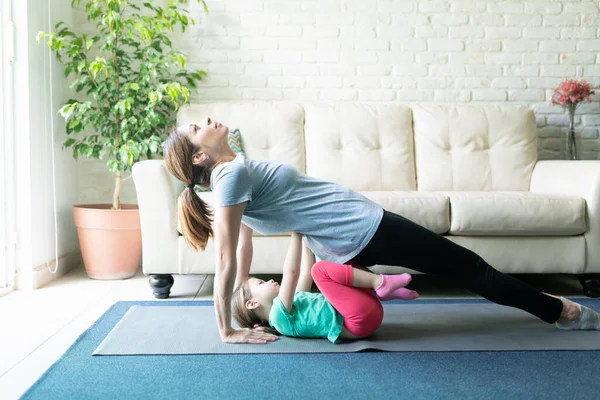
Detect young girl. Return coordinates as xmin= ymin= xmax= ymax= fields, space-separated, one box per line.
xmin=231 ymin=232 xmax=419 ymax=343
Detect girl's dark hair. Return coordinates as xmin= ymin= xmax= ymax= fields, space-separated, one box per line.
xmin=163 ymin=127 xmax=214 ymax=251
xmin=232 ymin=279 xmax=279 ymax=335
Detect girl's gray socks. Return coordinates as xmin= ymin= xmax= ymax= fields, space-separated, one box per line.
xmin=555 ymin=297 xmax=600 ymax=330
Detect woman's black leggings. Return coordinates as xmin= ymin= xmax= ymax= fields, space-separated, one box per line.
xmin=350 ymin=210 xmax=564 ymax=323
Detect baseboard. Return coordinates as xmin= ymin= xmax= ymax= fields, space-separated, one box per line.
xmin=15 ymin=252 xmax=83 ymax=290
xmin=0 ymin=286 xmax=15 ymax=297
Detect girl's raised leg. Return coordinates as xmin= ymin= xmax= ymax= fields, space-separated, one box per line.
xmin=311 ymin=261 xmax=383 ymax=338
xmin=345 ymin=262 xmax=419 ymax=301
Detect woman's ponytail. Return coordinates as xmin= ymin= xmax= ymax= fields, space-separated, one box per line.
xmin=163 ymin=127 xmax=214 ymax=252
xmin=178 ymin=187 xmax=213 ymax=251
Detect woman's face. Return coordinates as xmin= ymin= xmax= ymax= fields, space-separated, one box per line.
xmin=180 ymin=116 xmax=230 ymax=165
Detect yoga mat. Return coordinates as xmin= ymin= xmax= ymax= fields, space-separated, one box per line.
xmin=93 ymin=302 xmax=600 ymax=355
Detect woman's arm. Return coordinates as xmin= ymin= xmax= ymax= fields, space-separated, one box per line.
xmin=214 ymin=202 xmax=277 ymax=344
xmin=296 ymin=240 xmax=315 ymax=292
xmin=235 ymin=223 xmax=253 ymax=289
xmin=278 ymin=232 xmax=303 ymax=313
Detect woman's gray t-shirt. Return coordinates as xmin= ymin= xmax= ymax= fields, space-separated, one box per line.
xmin=210 ymin=153 xmax=384 ymax=264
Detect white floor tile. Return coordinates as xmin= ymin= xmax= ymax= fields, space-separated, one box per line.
xmin=0 ymin=297 xmax=117 ymax=400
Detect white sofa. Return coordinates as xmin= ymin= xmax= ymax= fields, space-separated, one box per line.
xmin=132 ymin=102 xmax=600 ymax=299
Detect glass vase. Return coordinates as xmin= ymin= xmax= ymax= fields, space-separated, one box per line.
xmin=567 ymin=106 xmax=578 ymax=160
xmin=567 ymin=123 xmax=577 ymax=160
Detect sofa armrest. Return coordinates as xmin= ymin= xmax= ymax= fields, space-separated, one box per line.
xmin=530 ymin=160 xmax=600 ymax=273
xmin=132 ymin=160 xmax=182 ymax=275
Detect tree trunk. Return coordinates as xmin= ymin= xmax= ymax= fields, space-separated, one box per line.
xmin=113 ymin=170 xmax=121 ymax=210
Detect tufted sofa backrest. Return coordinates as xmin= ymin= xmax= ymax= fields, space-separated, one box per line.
xmin=412 ymin=104 xmax=538 ymax=191
xmin=304 ymin=103 xmax=416 ymax=191
xmin=177 ymin=102 xmax=538 ymax=193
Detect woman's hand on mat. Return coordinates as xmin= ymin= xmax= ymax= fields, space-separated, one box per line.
xmin=222 ymin=328 xmax=278 ymax=344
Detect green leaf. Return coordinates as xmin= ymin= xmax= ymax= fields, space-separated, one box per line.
xmin=83 ymin=145 xmax=93 ymax=158
xmin=191 ymin=70 xmax=206 ymax=81
xmin=151 ymin=41 xmax=163 ymax=52
xmin=185 ymin=76 xmax=197 ymax=88
xmin=68 ymin=119 xmax=81 ymax=130
xmin=148 ymin=92 xmax=159 ymax=103
xmin=108 ymin=160 xmax=119 ymax=173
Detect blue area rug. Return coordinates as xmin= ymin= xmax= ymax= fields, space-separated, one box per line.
xmin=22 ymin=299 xmax=600 ymax=400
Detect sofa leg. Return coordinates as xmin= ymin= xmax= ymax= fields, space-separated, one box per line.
xmin=149 ymin=274 xmax=174 ymax=299
xmin=578 ymin=274 xmax=600 ymax=298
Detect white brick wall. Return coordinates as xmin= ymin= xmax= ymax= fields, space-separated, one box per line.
xmin=74 ymin=0 xmax=600 ymax=204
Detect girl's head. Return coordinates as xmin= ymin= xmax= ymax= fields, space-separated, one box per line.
xmin=162 ymin=117 xmax=233 ymax=251
xmin=232 ymin=277 xmax=280 ymax=334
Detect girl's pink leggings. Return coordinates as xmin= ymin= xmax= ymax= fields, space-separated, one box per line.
xmin=311 ymin=261 xmax=384 ymax=338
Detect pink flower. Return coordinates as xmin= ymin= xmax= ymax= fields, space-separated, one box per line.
xmin=551 ymin=79 xmax=595 ymax=108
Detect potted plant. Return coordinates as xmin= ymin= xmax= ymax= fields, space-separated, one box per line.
xmin=37 ymin=0 xmax=207 ymax=279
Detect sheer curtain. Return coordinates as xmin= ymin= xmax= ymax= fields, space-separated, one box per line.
xmin=0 ymin=0 xmax=14 ymax=290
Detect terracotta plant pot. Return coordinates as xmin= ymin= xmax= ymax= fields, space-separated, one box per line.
xmin=73 ymin=204 xmax=142 ymax=280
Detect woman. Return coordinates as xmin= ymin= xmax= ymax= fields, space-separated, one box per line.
xmin=163 ymin=117 xmax=600 ymax=344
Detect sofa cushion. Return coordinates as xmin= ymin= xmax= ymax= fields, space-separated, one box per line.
xmin=304 ymin=103 xmax=416 ymax=191
xmin=412 ymin=104 xmax=537 ymax=191
xmin=360 ymin=191 xmax=449 ymax=234
xmin=177 ymin=102 xmax=305 ymax=173
xmin=443 ymin=191 xmax=587 ymax=236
